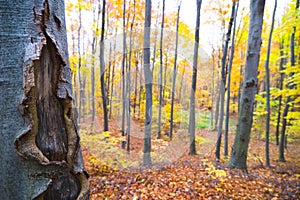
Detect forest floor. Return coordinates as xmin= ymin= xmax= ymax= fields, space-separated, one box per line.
xmin=80 ymin=116 xmax=300 ymax=199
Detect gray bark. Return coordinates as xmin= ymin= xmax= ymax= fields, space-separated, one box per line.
xmin=279 ymin=0 xmax=299 ymax=162
xmin=157 ymin=0 xmax=165 ymax=139
xmin=228 ymin=0 xmax=266 ymax=170
xmin=143 ymin=0 xmax=152 ymax=166
xmin=188 ymin=0 xmax=202 ymax=155
xmin=121 ymin=0 xmax=127 ymax=136
xmin=100 ymin=0 xmax=109 ymax=131
xmin=126 ymin=0 xmax=136 ymax=153
xmin=0 ymin=1 xmax=89 ymax=199
xmin=216 ymin=1 xmax=236 ymax=159
xmin=275 ymin=42 xmax=285 ymax=146
xmin=224 ymin=1 xmax=239 ymax=157
xmin=264 ymin=0 xmax=277 ymax=167
xmin=170 ymin=1 xmax=181 ymax=140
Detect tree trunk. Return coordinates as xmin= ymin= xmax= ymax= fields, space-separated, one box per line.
xmin=110 ymin=30 xmax=117 ymax=119
xmin=126 ymin=0 xmax=136 ymax=154
xmin=224 ymin=1 xmax=239 ymax=157
xmin=157 ymin=0 xmax=165 ymax=139
xmin=264 ymin=0 xmax=277 ymax=167
xmin=0 ymin=1 xmax=89 ymax=199
xmin=133 ymin=53 xmax=139 ymax=118
xmin=143 ymin=0 xmax=152 ymax=166
xmin=275 ymin=42 xmax=285 ymax=146
xmin=121 ymin=0 xmax=127 ymax=136
xmin=170 ymin=1 xmax=181 ymax=140
xmin=188 ymin=0 xmax=202 ymax=155
xmin=216 ymin=1 xmax=236 ymax=159
xmin=100 ymin=0 xmax=109 ymax=131
xmin=228 ymin=0 xmax=266 ymax=170
xmin=78 ymin=4 xmax=82 ymax=127
xmin=279 ymin=0 xmax=299 ymax=162
xmin=210 ymin=49 xmax=216 ymax=129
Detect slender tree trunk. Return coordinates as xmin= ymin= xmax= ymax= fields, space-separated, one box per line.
xmin=214 ymin=79 xmax=220 ymax=130
xmin=188 ymin=0 xmax=202 ymax=155
xmin=143 ymin=0 xmax=152 ymax=166
xmin=121 ymin=0 xmax=127 ymax=136
xmin=109 ymin=55 xmax=116 ymax=119
xmin=178 ymin=65 xmax=186 ymax=103
xmin=264 ymin=0 xmax=277 ymax=167
xmin=210 ymin=49 xmax=215 ymax=129
xmin=100 ymin=0 xmax=109 ymax=131
xmin=275 ymin=42 xmax=285 ymax=145
xmin=0 ymin=1 xmax=89 ymax=199
xmin=228 ymin=0 xmax=266 ymax=170
xmin=224 ymin=1 xmax=239 ymax=157
xmin=110 ymin=30 xmax=117 ymax=119
xmin=126 ymin=0 xmax=136 ymax=154
xmin=163 ymin=53 xmax=168 ymax=99
xmin=138 ymin=57 xmax=143 ymax=120
xmin=157 ymin=0 xmax=165 ymax=139
xmin=170 ymin=1 xmax=182 ymax=140
xmin=279 ymin=0 xmax=299 ymax=162
xmin=133 ymin=53 xmax=139 ymax=118
xmin=216 ymin=1 xmax=236 ymax=159
xmin=78 ymin=4 xmax=82 ymax=126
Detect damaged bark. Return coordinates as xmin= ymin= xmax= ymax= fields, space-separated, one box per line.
xmin=0 ymin=0 xmax=89 ymax=199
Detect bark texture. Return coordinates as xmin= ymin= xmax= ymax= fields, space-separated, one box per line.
xmin=0 ymin=1 xmax=89 ymax=199
xmin=143 ymin=0 xmax=152 ymax=166
xmin=188 ymin=0 xmax=202 ymax=155
xmin=228 ymin=0 xmax=266 ymax=170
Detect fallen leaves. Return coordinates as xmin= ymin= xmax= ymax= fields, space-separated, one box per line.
xmin=82 ymin=147 xmax=300 ymax=199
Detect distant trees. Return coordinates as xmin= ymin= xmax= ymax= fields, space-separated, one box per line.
xmin=63 ymin=0 xmax=300 ymax=171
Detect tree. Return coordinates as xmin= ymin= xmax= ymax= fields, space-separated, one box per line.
xmin=279 ymin=0 xmax=299 ymax=162
xmin=188 ymin=0 xmax=203 ymax=155
xmin=126 ymin=0 xmax=137 ymax=153
xmin=169 ymin=0 xmax=182 ymax=140
xmin=224 ymin=1 xmax=239 ymax=157
xmin=143 ymin=0 xmax=152 ymax=166
xmin=100 ymin=0 xmax=109 ymax=131
xmin=216 ymin=1 xmax=236 ymax=159
xmin=121 ymin=0 xmax=127 ymax=136
xmin=264 ymin=0 xmax=277 ymax=167
xmin=0 ymin=1 xmax=89 ymax=199
xmin=157 ymin=0 xmax=166 ymax=139
xmin=228 ymin=0 xmax=266 ymax=170
xmin=91 ymin=0 xmax=101 ymax=131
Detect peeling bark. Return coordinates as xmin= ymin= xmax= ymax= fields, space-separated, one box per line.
xmin=0 ymin=1 xmax=89 ymax=199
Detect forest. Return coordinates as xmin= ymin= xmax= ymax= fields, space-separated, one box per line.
xmin=0 ymin=0 xmax=299 ymax=199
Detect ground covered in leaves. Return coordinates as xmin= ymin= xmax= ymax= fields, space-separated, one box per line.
xmin=81 ymin=118 xmax=300 ymax=199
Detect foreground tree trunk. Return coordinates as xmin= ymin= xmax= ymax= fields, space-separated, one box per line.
xmin=188 ymin=0 xmax=202 ymax=155
xmin=143 ymin=0 xmax=152 ymax=166
xmin=0 ymin=1 xmax=89 ymax=199
xmin=228 ymin=0 xmax=266 ymax=170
